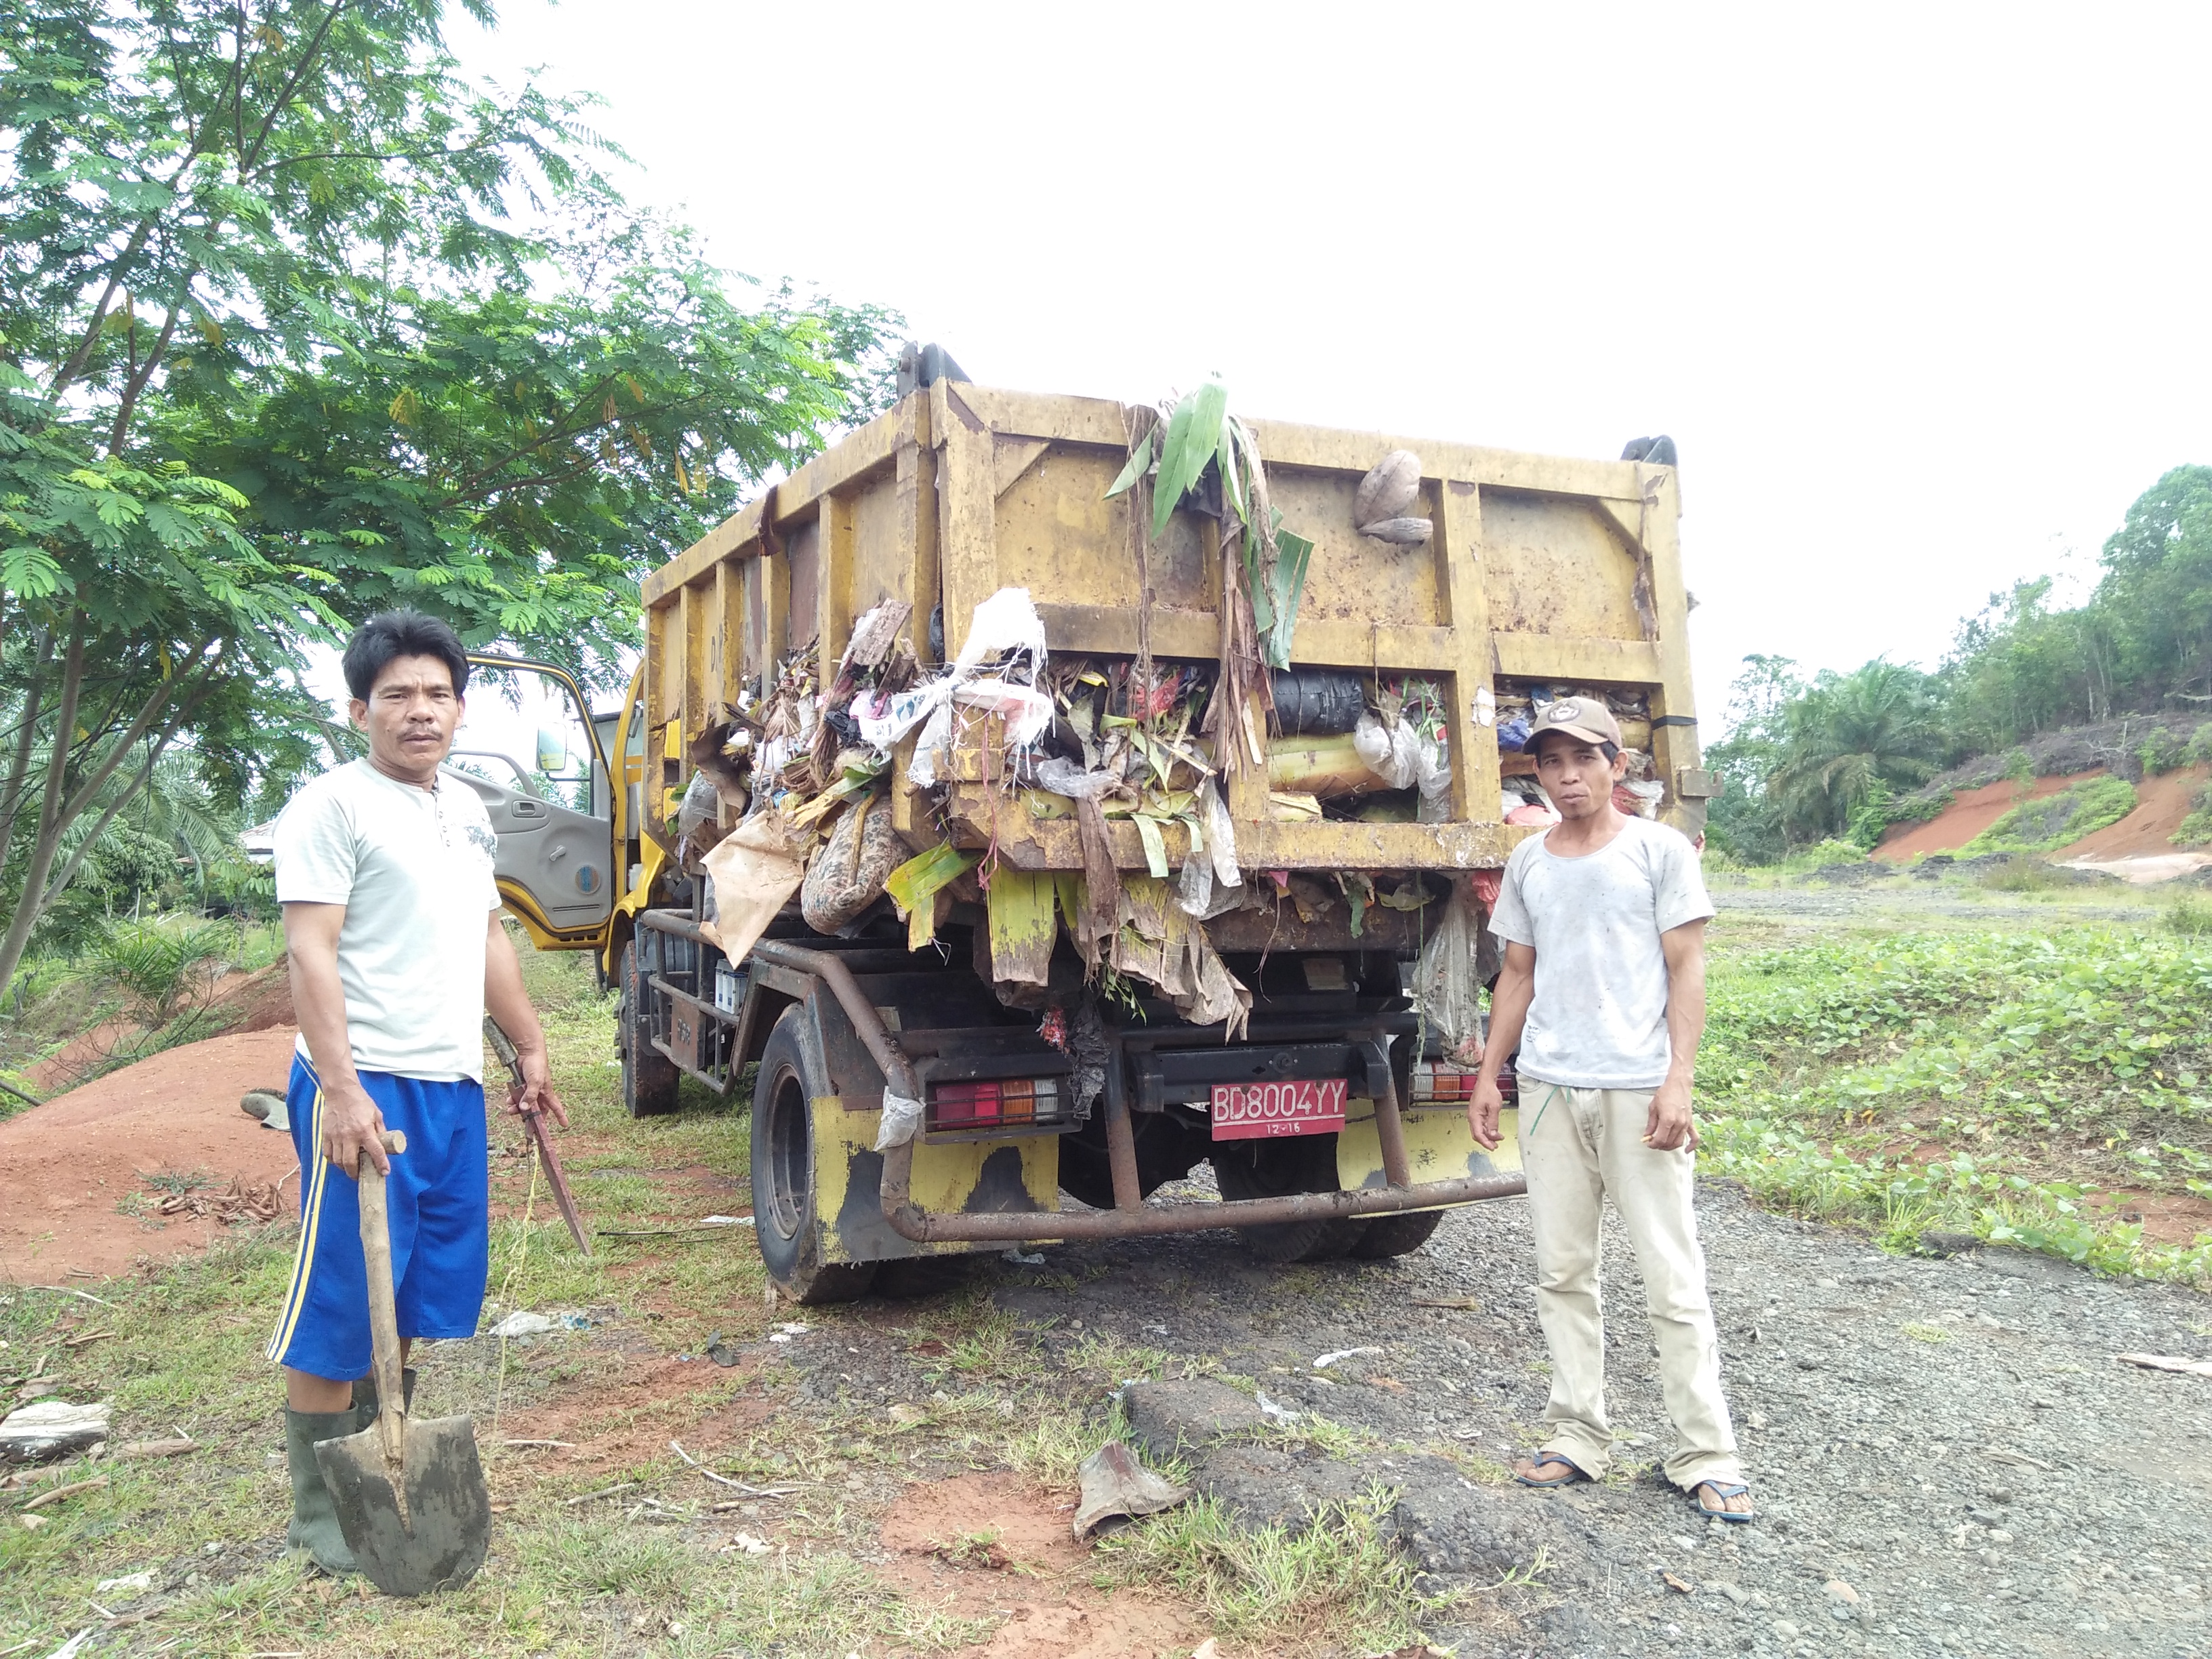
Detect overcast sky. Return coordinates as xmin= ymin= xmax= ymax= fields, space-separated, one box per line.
xmin=447 ymin=0 xmax=2212 ymax=723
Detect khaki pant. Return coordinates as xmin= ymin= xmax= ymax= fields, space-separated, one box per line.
xmin=1521 ymin=1082 xmax=1741 ymax=1491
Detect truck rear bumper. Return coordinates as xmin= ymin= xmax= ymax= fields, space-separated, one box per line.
xmin=746 ymin=936 xmax=1528 ymax=1248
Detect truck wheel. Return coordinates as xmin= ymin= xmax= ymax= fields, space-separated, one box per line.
xmin=1212 ymin=1137 xmax=1368 ymax=1264
xmin=751 ymin=1008 xmax=876 ymax=1305
xmin=619 ymin=942 xmax=680 ymax=1118
xmin=1349 ymin=1209 xmax=1444 ymax=1258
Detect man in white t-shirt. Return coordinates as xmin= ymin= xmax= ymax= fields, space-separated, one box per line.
xmin=1469 ymin=696 xmax=1754 ymax=1523
xmin=266 ymin=610 xmax=568 ymax=1573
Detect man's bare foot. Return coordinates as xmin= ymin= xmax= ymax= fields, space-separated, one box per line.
xmin=1692 ymin=1479 xmax=1757 ymax=1520
xmin=1512 ymin=1451 xmax=1590 ymax=1488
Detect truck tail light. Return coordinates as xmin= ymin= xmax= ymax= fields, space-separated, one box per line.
xmin=1409 ymin=1063 xmax=1479 ymax=1104
xmin=928 ymin=1077 xmax=1062 ymax=1132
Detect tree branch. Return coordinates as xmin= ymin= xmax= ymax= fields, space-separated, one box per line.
xmin=0 ymin=625 xmax=54 ymax=855
xmin=55 ymin=638 xmax=222 ymax=833
xmin=35 ymin=677 xmax=220 ymax=915
xmin=239 ymin=0 xmax=348 ymax=173
xmin=106 ymin=298 xmax=186 ymax=456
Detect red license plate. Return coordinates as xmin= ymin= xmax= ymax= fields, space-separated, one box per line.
xmin=1210 ymin=1078 xmax=1348 ymax=1139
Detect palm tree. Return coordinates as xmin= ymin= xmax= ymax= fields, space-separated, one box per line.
xmin=1767 ymin=661 xmax=1945 ymax=843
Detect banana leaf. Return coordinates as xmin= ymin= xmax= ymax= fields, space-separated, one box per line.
xmin=1152 ymin=381 xmax=1228 ymax=537
xmin=1132 ymin=814 xmax=1171 ymax=880
xmin=1105 ymin=429 xmax=1155 ymax=498
xmin=884 ymin=842 xmax=979 ymax=949
xmin=1261 ymin=528 xmax=1315 ymax=670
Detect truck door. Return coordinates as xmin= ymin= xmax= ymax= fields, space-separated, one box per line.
xmin=449 ymin=656 xmax=617 ymax=947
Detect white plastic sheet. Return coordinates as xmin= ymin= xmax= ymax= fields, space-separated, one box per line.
xmin=874 ymin=1090 xmax=925 ymax=1151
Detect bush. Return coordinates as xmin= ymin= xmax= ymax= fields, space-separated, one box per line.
xmin=2173 ymin=781 xmax=2212 ymax=848
xmin=2189 ymin=723 xmax=2212 ymax=766
xmin=93 ymin=917 xmax=238 ymax=1022
xmin=2167 ymin=895 xmax=2212 ymax=938
xmin=2139 ymin=727 xmax=2189 ymax=775
xmin=1963 ymin=776 xmax=2137 ymax=855
xmin=1978 ymin=855 xmax=2065 ymax=892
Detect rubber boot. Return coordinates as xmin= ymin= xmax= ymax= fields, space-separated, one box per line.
xmin=350 ymin=1366 xmax=417 ymax=1431
xmin=283 ymin=1409 xmax=359 ymax=1574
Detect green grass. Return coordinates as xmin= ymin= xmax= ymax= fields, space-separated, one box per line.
xmin=1698 ymin=918 xmax=2212 ymax=1283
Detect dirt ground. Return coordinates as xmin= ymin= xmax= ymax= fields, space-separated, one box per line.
xmin=20 ymin=962 xmax=295 ymax=1094
xmin=0 ymin=1024 xmax=299 ymax=1279
xmin=1875 ymin=775 xmax=2090 ymax=862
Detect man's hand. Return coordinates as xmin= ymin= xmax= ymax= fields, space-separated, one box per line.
xmin=1467 ymin=1076 xmax=1506 ymax=1151
xmin=319 ymin=1078 xmax=392 ymax=1177
xmin=503 ymin=1042 xmax=569 ymax=1128
xmin=1643 ymin=1077 xmax=1698 ymax=1151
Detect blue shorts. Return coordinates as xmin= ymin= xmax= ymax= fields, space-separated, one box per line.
xmin=266 ymin=1054 xmax=491 ymax=1381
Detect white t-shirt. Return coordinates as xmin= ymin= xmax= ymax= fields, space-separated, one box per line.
xmin=1486 ymin=815 xmax=1715 ymax=1090
xmin=272 ymin=759 xmax=501 ymax=1081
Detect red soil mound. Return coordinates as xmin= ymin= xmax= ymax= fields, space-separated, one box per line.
xmin=22 ymin=962 xmax=295 ymax=1094
xmin=1874 ymin=773 xmax=2094 ymax=862
xmin=0 ymin=1026 xmax=303 ymax=1282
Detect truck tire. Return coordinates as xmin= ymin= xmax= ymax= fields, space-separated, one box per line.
xmin=619 ymin=942 xmax=680 ymax=1119
xmin=751 ymin=1007 xmax=876 ymax=1305
xmin=1212 ymin=1137 xmax=1368 ymax=1264
xmin=1348 ymin=1208 xmax=1444 ymax=1258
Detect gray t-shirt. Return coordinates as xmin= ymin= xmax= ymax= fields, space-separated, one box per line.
xmin=273 ymin=759 xmax=502 ymax=1081
xmin=1487 ymin=815 xmax=1715 ymax=1090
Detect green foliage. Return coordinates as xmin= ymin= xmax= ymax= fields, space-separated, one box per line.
xmin=1700 ymin=926 xmax=2212 ymax=1284
xmin=1976 ymin=855 xmax=2067 ymax=892
xmin=2139 ymin=726 xmax=2189 ymax=775
xmin=0 ymin=0 xmax=898 ymax=1002
xmin=1961 ymin=775 xmax=2135 ymax=855
xmin=92 ymin=916 xmax=236 ymax=1021
xmin=2172 ymin=781 xmax=2212 ymax=848
xmin=2166 ymin=896 xmax=2212 ymax=938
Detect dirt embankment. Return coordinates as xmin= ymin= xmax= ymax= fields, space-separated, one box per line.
xmin=1874 ymin=773 xmax=2092 ymax=862
xmin=20 ymin=962 xmax=295 ymax=1094
xmin=0 ymin=1025 xmax=302 ymax=1281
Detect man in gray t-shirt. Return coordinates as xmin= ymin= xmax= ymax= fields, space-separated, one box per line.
xmin=1470 ymin=697 xmax=1754 ymax=1523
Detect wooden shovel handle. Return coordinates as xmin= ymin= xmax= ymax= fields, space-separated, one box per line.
xmin=356 ymin=1130 xmax=409 ymax=1469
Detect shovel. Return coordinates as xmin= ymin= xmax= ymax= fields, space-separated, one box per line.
xmin=314 ymin=1128 xmax=491 ymax=1597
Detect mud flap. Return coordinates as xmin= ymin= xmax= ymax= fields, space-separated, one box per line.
xmin=1336 ymin=1102 xmax=1521 ymax=1197
xmin=811 ymin=1096 xmax=1062 ymax=1265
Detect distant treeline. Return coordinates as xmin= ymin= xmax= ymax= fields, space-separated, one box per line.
xmin=1706 ymin=464 xmax=2212 ymax=863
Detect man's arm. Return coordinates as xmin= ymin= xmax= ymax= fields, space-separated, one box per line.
xmin=283 ymin=901 xmax=390 ymax=1178
xmin=1467 ymin=940 xmax=1535 ymax=1151
xmin=484 ymin=912 xmax=568 ymax=1128
xmin=1645 ymin=917 xmax=1708 ymax=1151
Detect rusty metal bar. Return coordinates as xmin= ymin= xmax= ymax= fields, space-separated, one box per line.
xmin=1371 ymin=1064 xmax=1414 ymax=1190
xmin=743 ymin=939 xmax=924 ymax=1101
xmin=878 ymin=1165 xmax=1528 ymax=1243
xmin=1101 ymin=1090 xmax=1143 ymax=1210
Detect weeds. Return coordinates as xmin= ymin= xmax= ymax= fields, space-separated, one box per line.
xmin=2167 ymin=895 xmax=2212 ymax=937
xmin=1097 ymin=1489 xmax=1454 ymax=1648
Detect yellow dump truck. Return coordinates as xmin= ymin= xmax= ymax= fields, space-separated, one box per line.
xmin=464 ymin=352 xmax=1711 ymax=1301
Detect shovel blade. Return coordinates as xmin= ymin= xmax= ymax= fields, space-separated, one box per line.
xmin=314 ymin=1414 xmax=490 ymax=1597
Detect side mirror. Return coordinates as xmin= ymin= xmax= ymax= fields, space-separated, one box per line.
xmin=536 ymin=726 xmax=569 ymax=773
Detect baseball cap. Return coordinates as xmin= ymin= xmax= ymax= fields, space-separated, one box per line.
xmin=1523 ymin=695 xmax=1622 ymax=753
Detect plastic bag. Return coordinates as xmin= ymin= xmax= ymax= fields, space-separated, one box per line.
xmin=801 ymin=793 xmax=904 ymax=933
xmin=952 ymin=587 xmax=1047 ymax=678
xmin=874 ymin=1090 xmax=924 ymax=1151
xmin=952 ymin=677 xmax=1054 ymax=747
xmin=677 ymin=771 xmax=720 ymax=839
xmin=906 ymin=703 xmax=954 ymax=788
xmin=858 ymin=682 xmax=948 ymax=750
xmin=1413 ymin=881 xmax=1485 ymax=1059
xmin=1036 ymin=755 xmax=1122 ymax=800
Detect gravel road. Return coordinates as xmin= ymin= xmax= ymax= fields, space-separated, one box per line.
xmin=792 ymin=1179 xmax=2212 ymax=1658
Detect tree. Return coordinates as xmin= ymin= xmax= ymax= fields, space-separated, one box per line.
xmin=0 ymin=0 xmax=897 ymax=1004
xmin=1765 ymin=660 xmax=1946 ymax=843
xmin=1701 ymin=654 xmax=1803 ymax=864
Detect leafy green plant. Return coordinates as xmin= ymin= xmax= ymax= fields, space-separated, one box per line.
xmin=1961 ymin=776 xmax=2136 ymax=855
xmin=2139 ymin=728 xmax=2190 ymax=775
xmin=93 ymin=917 xmax=236 ymax=1022
xmin=2173 ymin=781 xmax=2212 ymax=848
xmin=1977 ymin=855 xmax=2066 ymax=891
xmin=2166 ymin=896 xmax=2212 ymax=938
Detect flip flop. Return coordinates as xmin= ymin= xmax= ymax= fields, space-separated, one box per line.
xmin=1692 ymin=1479 xmax=1757 ymax=1522
xmin=1513 ymin=1451 xmax=1591 ymax=1489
